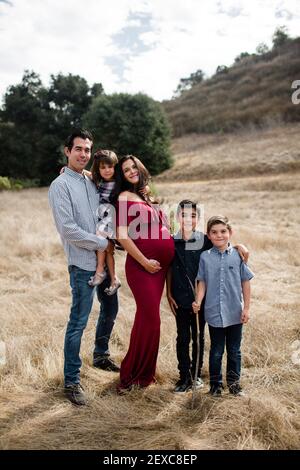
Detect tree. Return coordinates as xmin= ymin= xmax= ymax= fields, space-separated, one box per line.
xmin=0 ymin=71 xmax=106 ymax=185
xmin=256 ymin=42 xmax=269 ymax=55
xmin=1 ymin=71 xmax=171 ymax=184
xmin=83 ymin=93 xmax=172 ymax=175
xmin=174 ymin=69 xmax=205 ymax=97
xmin=2 ymin=70 xmax=44 ymax=127
xmin=215 ymin=65 xmax=228 ymax=75
xmin=0 ymin=70 xmax=57 ymax=183
xmin=48 ymin=73 xmax=92 ymax=128
xmin=234 ymin=52 xmax=250 ymax=64
xmin=272 ymin=26 xmax=290 ymax=48
xmin=90 ymin=83 xmax=104 ymax=98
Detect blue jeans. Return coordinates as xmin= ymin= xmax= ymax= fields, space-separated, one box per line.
xmin=208 ymin=323 xmax=243 ymax=387
xmin=64 ymin=265 xmax=118 ymax=386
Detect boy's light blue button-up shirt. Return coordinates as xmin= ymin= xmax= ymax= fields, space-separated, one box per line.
xmin=48 ymin=167 xmax=108 ymax=271
xmin=196 ymin=244 xmax=254 ymax=328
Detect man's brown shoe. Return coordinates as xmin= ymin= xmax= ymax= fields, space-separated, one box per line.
xmin=64 ymin=383 xmax=87 ymax=406
xmin=93 ymin=355 xmax=120 ymax=372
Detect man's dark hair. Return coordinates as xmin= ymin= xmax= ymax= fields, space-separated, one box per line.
xmin=177 ymin=199 xmax=200 ymax=217
xmin=64 ymin=129 xmax=93 ymax=151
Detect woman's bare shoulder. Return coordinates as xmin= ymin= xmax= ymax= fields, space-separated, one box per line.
xmin=118 ymin=191 xmax=131 ymax=201
xmin=118 ymin=191 xmax=143 ymax=202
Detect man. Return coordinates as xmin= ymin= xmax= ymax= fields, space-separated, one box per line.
xmin=49 ymin=129 xmax=119 ymax=406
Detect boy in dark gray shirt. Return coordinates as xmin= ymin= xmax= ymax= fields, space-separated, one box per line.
xmin=166 ymin=200 xmax=212 ymax=392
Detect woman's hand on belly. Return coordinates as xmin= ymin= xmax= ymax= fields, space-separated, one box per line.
xmin=143 ymin=259 xmax=161 ymax=273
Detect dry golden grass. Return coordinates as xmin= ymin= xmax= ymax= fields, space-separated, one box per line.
xmin=156 ymin=124 xmax=300 ymax=182
xmin=0 ymin=129 xmax=299 ymax=449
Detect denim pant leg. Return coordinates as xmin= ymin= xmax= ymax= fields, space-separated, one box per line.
xmin=175 ymin=307 xmax=192 ymax=380
xmin=64 ymin=266 xmax=96 ymax=386
xmin=208 ymin=325 xmax=226 ymax=386
xmin=226 ymin=323 xmax=243 ymax=386
xmin=191 ymin=311 xmax=206 ymax=377
xmin=93 ymin=275 xmax=119 ymax=358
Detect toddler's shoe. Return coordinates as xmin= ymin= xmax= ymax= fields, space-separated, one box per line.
xmin=104 ymin=279 xmax=121 ymax=296
xmin=88 ymin=271 xmax=107 ymax=287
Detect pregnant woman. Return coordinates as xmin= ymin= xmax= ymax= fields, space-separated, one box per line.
xmin=115 ymin=155 xmax=175 ymax=390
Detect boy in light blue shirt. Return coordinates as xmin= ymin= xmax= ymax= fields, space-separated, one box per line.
xmin=192 ymin=215 xmax=254 ymax=397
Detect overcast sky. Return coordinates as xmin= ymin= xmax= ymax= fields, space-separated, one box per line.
xmin=0 ymin=0 xmax=299 ymax=102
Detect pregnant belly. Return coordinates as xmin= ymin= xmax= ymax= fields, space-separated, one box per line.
xmin=133 ymin=235 xmax=174 ymax=268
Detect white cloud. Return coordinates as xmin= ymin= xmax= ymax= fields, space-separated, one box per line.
xmin=0 ymin=0 xmax=299 ymax=101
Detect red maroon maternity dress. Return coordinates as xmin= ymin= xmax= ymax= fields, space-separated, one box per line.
xmin=118 ymin=200 xmax=174 ymax=389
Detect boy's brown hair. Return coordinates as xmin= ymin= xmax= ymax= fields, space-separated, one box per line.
xmin=207 ymin=215 xmax=232 ymax=233
xmin=91 ymin=149 xmax=118 ymax=187
xmin=177 ymin=199 xmax=200 ymax=218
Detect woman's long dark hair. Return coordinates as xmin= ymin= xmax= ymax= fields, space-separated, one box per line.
xmin=111 ymin=155 xmax=155 ymax=204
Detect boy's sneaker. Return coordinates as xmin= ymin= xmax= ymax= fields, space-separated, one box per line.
xmin=209 ymin=384 xmax=223 ymax=397
xmin=195 ymin=377 xmax=204 ymax=389
xmin=88 ymin=271 xmax=107 ymax=287
xmin=229 ymin=383 xmax=245 ymax=396
xmin=104 ymin=279 xmax=121 ymax=296
xmin=64 ymin=383 xmax=87 ymax=406
xmin=174 ymin=378 xmax=192 ymax=393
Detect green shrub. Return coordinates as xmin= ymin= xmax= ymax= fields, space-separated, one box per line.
xmin=0 ymin=177 xmax=40 ymax=191
xmin=11 ymin=182 xmax=23 ymax=190
xmin=10 ymin=178 xmax=40 ymax=189
xmin=0 ymin=176 xmax=11 ymax=191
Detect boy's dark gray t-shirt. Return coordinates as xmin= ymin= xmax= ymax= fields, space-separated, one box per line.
xmin=170 ymin=230 xmax=212 ymax=309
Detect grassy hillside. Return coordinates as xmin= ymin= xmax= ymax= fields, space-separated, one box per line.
xmin=163 ymin=38 xmax=300 ymax=136
xmin=0 ymin=132 xmax=299 ymax=449
xmin=155 ymin=124 xmax=300 ymax=182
